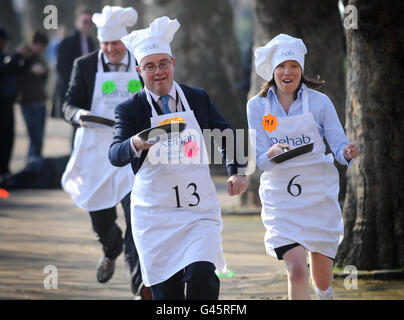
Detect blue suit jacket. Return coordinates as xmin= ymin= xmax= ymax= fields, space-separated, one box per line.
xmin=109 ymin=84 xmax=243 ymax=176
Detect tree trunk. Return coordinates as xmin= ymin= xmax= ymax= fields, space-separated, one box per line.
xmin=242 ymin=0 xmax=346 ymax=207
xmin=335 ymin=0 xmax=404 ymax=270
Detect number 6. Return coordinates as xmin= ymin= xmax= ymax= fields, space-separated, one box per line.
xmin=287 ymin=175 xmax=302 ymax=197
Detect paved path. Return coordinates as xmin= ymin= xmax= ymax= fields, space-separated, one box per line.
xmin=1 ymin=107 xmax=403 ymax=300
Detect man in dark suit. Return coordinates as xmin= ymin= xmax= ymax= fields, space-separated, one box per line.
xmin=0 ymin=27 xmax=27 ymax=183
xmin=62 ymin=51 xmax=97 ymax=122
xmin=52 ymin=7 xmax=95 ymax=119
xmin=62 ymin=6 xmax=150 ymax=299
xmin=109 ymin=16 xmax=247 ymax=300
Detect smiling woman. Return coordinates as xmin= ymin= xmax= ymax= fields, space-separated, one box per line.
xmin=246 ymin=33 xmax=359 ymax=300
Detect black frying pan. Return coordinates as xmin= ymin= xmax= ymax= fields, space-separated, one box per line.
xmin=137 ymin=122 xmax=187 ymax=142
xmin=270 ymin=142 xmax=314 ymax=164
xmin=79 ymin=115 xmax=116 ymax=127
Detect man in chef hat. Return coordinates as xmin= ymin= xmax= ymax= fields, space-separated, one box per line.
xmin=109 ymin=16 xmax=247 ymax=300
xmin=61 ymin=6 xmax=151 ymax=299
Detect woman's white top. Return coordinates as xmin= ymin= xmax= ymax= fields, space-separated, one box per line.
xmin=247 ymin=85 xmax=352 ymax=172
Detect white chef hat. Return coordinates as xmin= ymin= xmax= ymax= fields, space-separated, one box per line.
xmin=92 ymin=6 xmax=138 ymax=42
xmin=255 ymin=34 xmax=307 ymax=81
xmin=121 ymin=16 xmax=180 ymax=64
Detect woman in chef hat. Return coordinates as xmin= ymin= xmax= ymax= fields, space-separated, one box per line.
xmin=247 ymin=34 xmax=359 ymax=299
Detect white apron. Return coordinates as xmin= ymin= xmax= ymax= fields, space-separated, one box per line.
xmin=131 ymin=82 xmax=226 ymax=287
xmin=62 ymin=51 xmax=141 ymax=211
xmin=260 ymin=88 xmax=344 ymax=259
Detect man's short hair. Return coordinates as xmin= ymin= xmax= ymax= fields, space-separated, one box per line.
xmin=32 ymin=31 xmax=49 ymax=46
xmin=75 ymin=6 xmax=93 ymax=19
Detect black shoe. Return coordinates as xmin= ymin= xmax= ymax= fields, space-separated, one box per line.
xmin=96 ymin=257 xmax=115 ymax=283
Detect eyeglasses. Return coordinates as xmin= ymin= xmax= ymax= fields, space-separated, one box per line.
xmin=141 ymin=60 xmax=172 ymax=73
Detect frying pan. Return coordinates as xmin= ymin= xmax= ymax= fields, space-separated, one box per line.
xmin=270 ymin=142 xmax=314 ymax=163
xmin=79 ymin=115 xmax=116 ymax=127
xmin=137 ymin=122 xmax=187 ymax=143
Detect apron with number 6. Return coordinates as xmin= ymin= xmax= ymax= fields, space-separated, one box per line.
xmin=260 ymin=86 xmax=344 ymax=259
xmin=130 ymin=81 xmax=226 ymax=287
xmin=62 ymin=51 xmax=142 ymax=211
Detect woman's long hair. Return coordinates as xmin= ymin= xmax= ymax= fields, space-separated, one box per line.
xmin=258 ymin=75 xmax=325 ymax=98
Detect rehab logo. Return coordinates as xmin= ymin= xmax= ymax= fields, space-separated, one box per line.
xmin=270 ymin=134 xmax=311 ymax=146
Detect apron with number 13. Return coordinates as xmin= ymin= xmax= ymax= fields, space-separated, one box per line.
xmin=260 ymin=86 xmax=344 ymax=259
xmin=131 ymin=81 xmax=226 ymax=287
xmin=62 ymin=51 xmax=141 ymax=211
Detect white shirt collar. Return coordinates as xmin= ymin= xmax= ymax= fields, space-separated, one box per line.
xmin=146 ymin=85 xmax=176 ymax=103
xmin=103 ymin=50 xmax=129 ymax=66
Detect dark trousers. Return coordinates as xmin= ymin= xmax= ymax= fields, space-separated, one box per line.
xmin=89 ymin=192 xmax=142 ymax=292
xmin=20 ymin=103 xmax=46 ymax=163
xmin=151 ymin=261 xmax=220 ymax=300
xmin=0 ymin=96 xmax=15 ymax=175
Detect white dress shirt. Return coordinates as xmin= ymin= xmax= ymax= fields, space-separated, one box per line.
xmin=103 ymin=52 xmax=129 ymax=72
xmin=146 ymin=85 xmax=178 ymax=113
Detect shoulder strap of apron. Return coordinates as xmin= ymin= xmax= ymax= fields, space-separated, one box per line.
xmin=146 ymin=91 xmax=160 ymax=118
xmin=173 ymin=82 xmax=191 ymax=112
xmin=264 ymin=89 xmax=273 ymax=116
xmin=97 ymin=50 xmax=105 ymax=73
xmin=302 ymin=85 xmax=309 ymax=114
xmin=126 ymin=50 xmax=137 ymax=72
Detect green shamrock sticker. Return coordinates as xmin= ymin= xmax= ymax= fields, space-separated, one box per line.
xmin=215 ymin=268 xmax=236 ymax=278
xmin=102 ymin=80 xmax=116 ymax=94
xmin=127 ymin=79 xmax=142 ymax=94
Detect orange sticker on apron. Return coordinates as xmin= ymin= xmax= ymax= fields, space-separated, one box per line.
xmin=262 ymin=113 xmax=278 ymax=133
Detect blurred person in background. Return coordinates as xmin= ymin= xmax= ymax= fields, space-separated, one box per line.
xmin=46 ymin=25 xmax=67 ymax=69
xmin=0 ymin=27 xmax=26 ymax=184
xmin=16 ymin=31 xmax=49 ymax=165
xmin=51 ymin=7 xmax=95 ymax=122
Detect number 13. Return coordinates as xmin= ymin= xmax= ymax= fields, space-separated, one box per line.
xmin=172 ymin=183 xmax=201 ymax=208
